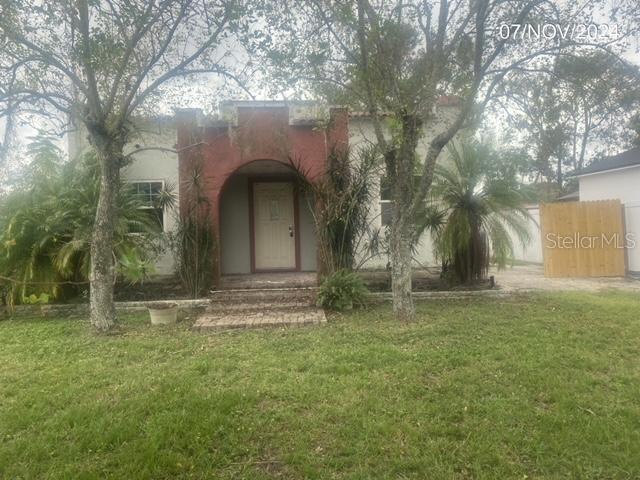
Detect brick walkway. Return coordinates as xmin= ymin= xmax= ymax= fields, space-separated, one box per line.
xmin=194 ymin=308 xmax=326 ymax=330
xmin=193 ymin=287 xmax=326 ymax=331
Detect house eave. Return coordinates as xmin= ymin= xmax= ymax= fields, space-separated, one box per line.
xmin=575 ymin=163 xmax=640 ymax=178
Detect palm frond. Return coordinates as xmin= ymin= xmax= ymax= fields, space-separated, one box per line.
xmin=0 ymin=139 xmax=163 ymax=305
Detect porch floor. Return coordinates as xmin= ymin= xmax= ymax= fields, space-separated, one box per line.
xmin=218 ymin=272 xmax=317 ymax=290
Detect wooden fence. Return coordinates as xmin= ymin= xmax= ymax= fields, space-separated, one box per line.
xmin=539 ymin=200 xmax=626 ymax=277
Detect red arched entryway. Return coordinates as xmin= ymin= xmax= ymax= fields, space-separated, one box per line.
xmin=176 ymin=103 xmax=348 ymax=287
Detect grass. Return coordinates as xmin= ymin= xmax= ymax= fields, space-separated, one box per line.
xmin=1 ymin=292 xmax=639 ymax=479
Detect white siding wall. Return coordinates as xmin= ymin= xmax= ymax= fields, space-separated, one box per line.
xmin=579 ymin=166 xmax=640 ymax=273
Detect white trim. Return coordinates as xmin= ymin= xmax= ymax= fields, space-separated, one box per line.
xmin=575 ymin=163 xmax=640 ymax=178
xmin=127 ymin=179 xmax=166 ymax=185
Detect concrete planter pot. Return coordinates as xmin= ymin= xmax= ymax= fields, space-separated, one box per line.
xmin=148 ymin=303 xmax=178 ymax=325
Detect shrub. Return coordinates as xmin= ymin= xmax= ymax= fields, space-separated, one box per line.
xmin=174 ymin=215 xmax=215 ymax=298
xmin=317 ymin=269 xmax=369 ymax=311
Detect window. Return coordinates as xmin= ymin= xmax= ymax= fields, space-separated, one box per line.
xmin=379 ymin=176 xmax=393 ymax=226
xmin=380 ymin=176 xmax=393 ymax=202
xmin=130 ymin=181 xmax=165 ymax=232
xmin=379 ymin=175 xmax=422 ymax=227
xmin=133 ymin=181 xmax=164 ymax=207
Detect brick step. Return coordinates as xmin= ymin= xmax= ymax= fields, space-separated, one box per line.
xmin=209 ymin=287 xmax=317 ymax=305
xmin=205 ymin=301 xmax=314 ymax=314
xmin=194 ymin=307 xmax=326 ymax=330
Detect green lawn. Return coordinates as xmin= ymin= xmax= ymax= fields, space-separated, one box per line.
xmin=1 ymin=292 xmax=639 ymax=479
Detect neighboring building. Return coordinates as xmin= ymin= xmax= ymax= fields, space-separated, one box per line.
xmin=70 ymin=100 xmax=461 ymax=284
xmin=576 ymin=147 xmax=640 ymax=273
xmin=509 ymin=204 xmax=543 ymax=264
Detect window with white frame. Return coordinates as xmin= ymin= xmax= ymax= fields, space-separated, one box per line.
xmin=379 ymin=176 xmax=393 ymax=227
xmin=130 ymin=181 xmax=165 ymax=232
xmin=379 ymin=175 xmax=422 ymax=227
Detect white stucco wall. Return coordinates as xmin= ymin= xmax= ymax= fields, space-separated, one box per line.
xmin=348 ymin=107 xmax=462 ymax=269
xmin=220 ymin=176 xmax=251 ymax=274
xmin=69 ymin=120 xmax=180 ymax=276
xmin=579 ymin=165 xmax=640 ymax=273
xmin=69 ymin=110 xmax=548 ymax=277
xmin=120 ymin=122 xmax=180 ymax=275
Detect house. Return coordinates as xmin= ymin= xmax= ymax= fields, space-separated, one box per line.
xmin=576 ymin=146 xmax=640 ymax=274
xmin=72 ymin=100 xmax=460 ymax=286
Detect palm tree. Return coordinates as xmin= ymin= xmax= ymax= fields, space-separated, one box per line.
xmin=430 ymin=141 xmax=532 ymax=283
xmin=0 ymin=139 xmax=168 ymax=306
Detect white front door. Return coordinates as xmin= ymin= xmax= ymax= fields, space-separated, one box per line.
xmin=253 ymin=182 xmax=296 ymax=270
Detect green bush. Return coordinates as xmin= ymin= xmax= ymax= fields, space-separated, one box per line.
xmin=317 ymin=269 xmax=369 ymax=311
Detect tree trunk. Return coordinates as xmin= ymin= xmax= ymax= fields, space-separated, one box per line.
xmin=387 ymin=113 xmax=420 ymax=322
xmin=390 ymin=216 xmax=414 ymax=321
xmin=89 ymin=142 xmax=121 ymax=332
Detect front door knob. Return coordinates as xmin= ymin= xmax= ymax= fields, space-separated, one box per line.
xmin=289 ymin=225 xmax=294 ymax=237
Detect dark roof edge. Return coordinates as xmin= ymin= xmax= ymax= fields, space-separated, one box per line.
xmin=573 ymin=147 xmax=640 ymax=177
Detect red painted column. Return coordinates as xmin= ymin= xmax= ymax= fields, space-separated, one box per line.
xmin=176 ymin=109 xmax=222 ymax=291
xmin=327 ymin=107 xmax=349 ymax=156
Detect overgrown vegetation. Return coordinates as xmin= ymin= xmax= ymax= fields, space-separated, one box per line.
xmin=174 ymin=162 xmax=216 ymax=298
xmin=293 ymin=147 xmax=380 ymax=274
xmin=316 ymin=269 xmax=369 ymax=311
xmin=292 ymin=139 xmax=530 ymax=288
xmin=1 ymin=292 xmax=639 ymax=478
xmin=0 ymin=139 xmax=166 ymax=307
xmin=0 ymin=0 xmax=254 ymax=332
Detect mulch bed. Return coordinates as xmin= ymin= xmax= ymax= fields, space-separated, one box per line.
xmin=113 ymin=277 xmax=191 ymax=302
xmin=359 ymin=269 xmax=495 ymax=292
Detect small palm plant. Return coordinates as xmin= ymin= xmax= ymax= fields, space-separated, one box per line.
xmin=430 ymin=141 xmax=532 ymax=283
